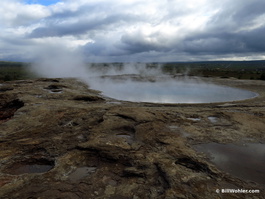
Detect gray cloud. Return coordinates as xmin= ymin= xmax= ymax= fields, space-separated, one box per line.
xmin=181 ymin=25 xmax=265 ymax=56
xmin=29 ymin=13 xmax=140 ymax=38
xmin=1 ymin=0 xmax=265 ymax=62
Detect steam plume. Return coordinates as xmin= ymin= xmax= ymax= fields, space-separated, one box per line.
xmin=29 ymin=45 xmax=257 ymax=103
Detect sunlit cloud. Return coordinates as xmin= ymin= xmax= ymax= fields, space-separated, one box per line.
xmin=0 ymin=0 xmax=265 ymax=62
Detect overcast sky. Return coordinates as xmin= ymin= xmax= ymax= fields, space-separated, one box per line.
xmin=1 ymin=0 xmax=265 ymax=62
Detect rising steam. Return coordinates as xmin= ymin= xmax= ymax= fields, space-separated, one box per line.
xmin=30 ymin=44 xmax=89 ymax=79
xmin=30 ymin=45 xmax=257 ymax=103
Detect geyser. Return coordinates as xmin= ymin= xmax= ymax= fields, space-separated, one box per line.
xmin=89 ymin=75 xmax=257 ymax=104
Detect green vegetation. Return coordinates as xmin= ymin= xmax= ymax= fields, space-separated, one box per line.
xmin=0 ymin=61 xmax=36 ymax=82
xmin=160 ymin=61 xmax=265 ymax=80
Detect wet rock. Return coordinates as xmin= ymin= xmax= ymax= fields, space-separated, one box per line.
xmin=68 ymin=167 xmax=97 ymax=182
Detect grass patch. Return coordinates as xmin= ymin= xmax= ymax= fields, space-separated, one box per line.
xmin=0 ymin=61 xmax=36 ymax=82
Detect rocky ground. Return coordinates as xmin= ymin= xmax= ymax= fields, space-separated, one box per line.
xmin=0 ymin=77 xmax=264 ymax=199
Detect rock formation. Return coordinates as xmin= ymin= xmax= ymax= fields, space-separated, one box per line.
xmin=0 ymin=78 xmax=264 ymax=198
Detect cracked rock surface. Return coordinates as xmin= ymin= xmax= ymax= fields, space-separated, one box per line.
xmin=0 ymin=78 xmax=264 ymax=199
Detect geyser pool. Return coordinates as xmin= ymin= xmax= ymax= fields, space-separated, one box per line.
xmin=89 ymin=76 xmax=257 ymax=103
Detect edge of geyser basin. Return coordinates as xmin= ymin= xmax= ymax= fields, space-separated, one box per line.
xmin=98 ymin=86 xmax=259 ymax=104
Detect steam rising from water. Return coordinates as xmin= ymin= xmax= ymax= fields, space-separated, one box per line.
xmin=30 ymin=46 xmax=257 ymax=103
xmin=31 ymin=45 xmax=89 ymax=79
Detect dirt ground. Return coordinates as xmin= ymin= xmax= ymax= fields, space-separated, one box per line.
xmin=0 ymin=77 xmax=264 ymax=199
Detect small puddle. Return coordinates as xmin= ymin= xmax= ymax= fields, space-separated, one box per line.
xmin=208 ymin=116 xmax=218 ymax=123
xmin=194 ymin=143 xmax=265 ymax=185
xmin=48 ymin=90 xmax=63 ymax=93
xmin=187 ymin=118 xmax=201 ymax=122
xmin=12 ymin=164 xmax=54 ymax=175
xmin=168 ymin=125 xmax=190 ymax=137
xmin=68 ymin=167 xmax=97 ymax=182
xmin=116 ymin=133 xmax=134 ymax=144
xmin=5 ymin=159 xmax=54 ymax=175
xmin=44 ymin=85 xmax=64 ymax=93
xmin=116 ymin=133 xmax=132 ymax=139
xmin=106 ymin=101 xmax=122 ymax=105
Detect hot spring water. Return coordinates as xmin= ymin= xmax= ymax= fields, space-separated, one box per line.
xmin=89 ymin=76 xmax=257 ymax=103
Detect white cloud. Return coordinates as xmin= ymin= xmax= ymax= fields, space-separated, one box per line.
xmin=0 ymin=0 xmax=265 ymax=62
xmin=0 ymin=0 xmax=50 ymax=27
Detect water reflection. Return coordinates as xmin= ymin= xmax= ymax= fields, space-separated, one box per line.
xmin=90 ymin=77 xmax=257 ymax=103
xmin=69 ymin=167 xmax=97 ymax=182
xmin=194 ymin=143 xmax=265 ymax=185
xmin=5 ymin=160 xmax=54 ymax=175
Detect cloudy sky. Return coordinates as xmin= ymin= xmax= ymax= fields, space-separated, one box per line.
xmin=1 ymin=0 xmax=265 ymax=62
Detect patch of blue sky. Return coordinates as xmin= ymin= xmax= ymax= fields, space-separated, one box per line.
xmin=23 ymin=0 xmax=61 ymax=6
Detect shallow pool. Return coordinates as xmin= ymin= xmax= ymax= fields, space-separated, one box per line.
xmin=89 ymin=76 xmax=257 ymax=103
xmin=194 ymin=143 xmax=265 ymax=185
